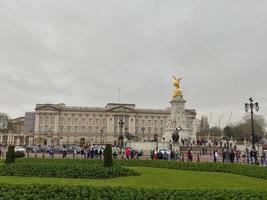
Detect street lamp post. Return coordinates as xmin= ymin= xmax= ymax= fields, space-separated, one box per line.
xmin=154 ymin=133 xmax=159 ymax=151
xmin=100 ymin=128 xmax=103 ymax=145
xmin=245 ymin=97 xmax=259 ymax=149
xmin=124 ymin=126 xmax=128 ymax=147
xmin=118 ymin=120 xmax=124 ymax=148
xmin=125 ymin=126 xmax=128 ymax=134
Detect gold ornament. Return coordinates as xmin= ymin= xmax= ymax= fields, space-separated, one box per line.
xmin=172 ymin=75 xmax=183 ymax=98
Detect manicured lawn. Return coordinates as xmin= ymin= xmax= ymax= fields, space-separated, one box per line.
xmin=0 ymin=166 xmax=267 ymax=190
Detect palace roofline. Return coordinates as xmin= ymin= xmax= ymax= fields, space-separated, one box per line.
xmin=35 ymin=103 xmax=196 ymax=115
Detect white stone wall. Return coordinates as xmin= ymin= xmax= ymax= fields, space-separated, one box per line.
xmin=31 ymin=103 xmax=196 ymax=145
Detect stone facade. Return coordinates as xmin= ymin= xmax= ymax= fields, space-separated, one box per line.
xmin=0 ymin=117 xmax=28 ymax=146
xmin=1 ymin=102 xmax=197 ymax=146
xmin=33 ymin=102 xmax=197 ymax=146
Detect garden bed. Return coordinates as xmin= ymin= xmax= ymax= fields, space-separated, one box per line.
xmin=0 ymin=184 xmax=266 ymax=200
xmin=0 ymin=159 xmax=139 ymax=179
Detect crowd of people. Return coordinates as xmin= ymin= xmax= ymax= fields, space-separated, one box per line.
xmin=0 ymin=142 xmax=266 ymax=166
xmin=215 ymin=147 xmax=266 ymax=165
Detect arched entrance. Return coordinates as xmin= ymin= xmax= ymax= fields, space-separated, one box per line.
xmin=34 ymin=137 xmax=47 ymax=145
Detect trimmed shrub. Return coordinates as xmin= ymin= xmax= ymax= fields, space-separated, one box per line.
xmin=5 ymin=146 xmax=15 ymax=164
xmin=10 ymin=158 xmax=267 ymax=180
xmin=116 ymin=160 xmax=267 ymax=180
xmin=0 ymin=184 xmax=266 ymax=199
xmin=0 ymin=159 xmax=139 ymax=179
xmin=104 ymin=144 xmax=113 ymax=168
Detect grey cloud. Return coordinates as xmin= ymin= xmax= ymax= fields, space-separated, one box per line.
xmin=0 ymin=0 xmax=266 ymax=127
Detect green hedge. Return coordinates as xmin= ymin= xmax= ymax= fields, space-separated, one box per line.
xmin=0 ymin=184 xmax=266 ymax=200
xmin=104 ymin=144 xmax=113 ymax=167
xmin=0 ymin=159 xmax=139 ymax=179
xmin=12 ymin=158 xmax=267 ymax=180
xmin=116 ymin=160 xmax=267 ymax=179
xmin=5 ymin=146 xmax=15 ymax=164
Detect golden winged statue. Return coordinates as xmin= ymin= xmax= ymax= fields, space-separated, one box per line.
xmin=172 ymin=75 xmax=183 ymax=98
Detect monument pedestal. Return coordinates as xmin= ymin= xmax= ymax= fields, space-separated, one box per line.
xmin=162 ymin=96 xmax=186 ymax=143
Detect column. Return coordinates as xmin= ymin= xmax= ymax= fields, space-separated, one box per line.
xmin=129 ymin=115 xmax=135 ymax=134
xmin=7 ymin=136 xmax=10 ymax=145
xmin=12 ymin=136 xmax=15 ymax=145
xmin=34 ymin=113 xmax=40 ymax=133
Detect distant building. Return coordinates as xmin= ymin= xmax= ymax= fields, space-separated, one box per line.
xmin=0 ymin=117 xmax=25 ymax=145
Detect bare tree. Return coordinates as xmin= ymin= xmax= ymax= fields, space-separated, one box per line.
xmin=0 ymin=112 xmax=9 ymax=129
xmin=197 ymin=115 xmax=210 ymax=137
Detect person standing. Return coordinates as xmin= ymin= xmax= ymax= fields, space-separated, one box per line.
xmin=230 ymin=150 xmax=235 ymax=163
xmin=214 ymin=150 xmax=218 ymax=163
xmin=176 ymin=151 xmax=181 ymax=161
xmin=170 ymin=150 xmax=175 ymax=160
xmin=130 ymin=149 xmax=135 ymax=160
xmin=250 ymin=148 xmax=257 ymax=164
xmin=150 ymin=150 xmax=154 ymax=160
xmin=187 ymin=149 xmax=193 ymax=162
xmin=236 ymin=150 xmax=241 ymax=163
xmin=222 ymin=149 xmax=225 ymax=163
xmin=225 ymin=149 xmax=231 ymax=163
xmin=261 ymin=151 xmax=266 ymax=166
xmin=99 ymin=149 xmax=103 ymax=159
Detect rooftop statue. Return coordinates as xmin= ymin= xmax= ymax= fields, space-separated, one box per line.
xmin=172 ymin=75 xmax=183 ymax=98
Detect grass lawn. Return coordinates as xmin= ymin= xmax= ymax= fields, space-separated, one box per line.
xmin=0 ymin=166 xmax=267 ymax=190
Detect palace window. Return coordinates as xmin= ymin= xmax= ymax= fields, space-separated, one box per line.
xmin=51 ymin=116 xmax=55 ymax=125
xmin=44 ymin=125 xmax=49 ymax=132
xmin=44 ymin=116 xmax=49 ymax=125
xmin=81 ymin=126 xmax=85 ymax=133
xmin=39 ymin=115 xmax=43 ymax=125
xmin=60 ymin=118 xmax=64 ymax=125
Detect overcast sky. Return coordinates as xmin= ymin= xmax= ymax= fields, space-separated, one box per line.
xmin=0 ymin=0 xmax=267 ymax=127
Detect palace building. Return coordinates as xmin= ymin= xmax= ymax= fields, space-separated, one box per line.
xmin=0 ymin=77 xmax=198 ymax=146
xmin=1 ymin=102 xmax=197 ymax=146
